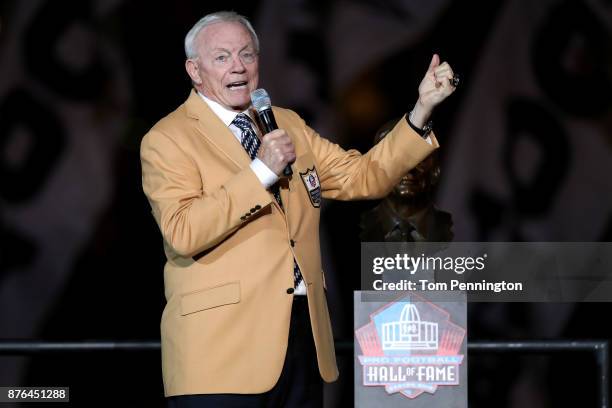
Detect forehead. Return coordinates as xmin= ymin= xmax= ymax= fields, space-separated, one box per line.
xmin=196 ymin=21 xmax=254 ymax=52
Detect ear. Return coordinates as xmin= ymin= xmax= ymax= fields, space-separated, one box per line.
xmin=185 ymin=59 xmax=202 ymax=85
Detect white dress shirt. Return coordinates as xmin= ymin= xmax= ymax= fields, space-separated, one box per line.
xmin=199 ymin=92 xmax=279 ymax=187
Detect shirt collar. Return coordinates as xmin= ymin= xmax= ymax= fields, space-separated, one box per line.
xmin=198 ymin=91 xmax=252 ymax=127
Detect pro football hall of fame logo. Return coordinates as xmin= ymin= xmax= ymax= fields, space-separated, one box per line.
xmin=355 ymin=292 xmax=466 ymax=406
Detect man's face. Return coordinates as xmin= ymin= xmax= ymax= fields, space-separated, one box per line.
xmin=392 ymin=154 xmax=439 ymax=198
xmin=374 ymin=127 xmax=440 ymax=199
xmin=188 ymin=21 xmax=259 ymax=111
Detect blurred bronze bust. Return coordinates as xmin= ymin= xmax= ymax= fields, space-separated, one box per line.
xmin=359 ymin=119 xmax=454 ymax=242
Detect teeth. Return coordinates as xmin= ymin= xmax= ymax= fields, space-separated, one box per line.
xmin=227 ymin=82 xmax=247 ymax=89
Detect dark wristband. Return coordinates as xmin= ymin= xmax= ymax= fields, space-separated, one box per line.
xmin=405 ymin=113 xmax=433 ymax=139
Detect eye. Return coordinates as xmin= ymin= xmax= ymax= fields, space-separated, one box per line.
xmin=240 ymin=52 xmax=256 ymax=63
xmin=215 ymin=55 xmax=228 ymax=63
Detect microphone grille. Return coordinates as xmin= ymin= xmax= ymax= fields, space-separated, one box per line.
xmin=250 ymin=88 xmax=271 ymax=112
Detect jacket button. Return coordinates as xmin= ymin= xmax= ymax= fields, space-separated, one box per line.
xmin=244 ymin=213 xmax=251 ymax=218
xmin=255 ymin=204 xmax=261 ymax=210
xmin=240 ymin=216 xmax=246 ymax=221
xmin=286 ymin=288 xmax=294 ymax=294
xmin=290 ymin=239 xmax=295 ymax=247
xmin=250 ymin=207 xmax=257 ymax=213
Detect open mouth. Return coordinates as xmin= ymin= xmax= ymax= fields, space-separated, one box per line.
xmin=226 ymin=81 xmax=248 ymax=90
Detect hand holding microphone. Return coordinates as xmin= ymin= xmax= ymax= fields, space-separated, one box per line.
xmin=251 ymin=89 xmax=295 ymax=177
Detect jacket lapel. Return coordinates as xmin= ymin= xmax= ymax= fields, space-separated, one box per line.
xmin=185 ymin=90 xmax=287 ymax=214
xmin=184 ymin=90 xmax=251 ymax=170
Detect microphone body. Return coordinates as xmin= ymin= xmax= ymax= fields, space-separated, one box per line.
xmin=251 ymin=89 xmax=293 ymax=177
xmin=257 ymin=107 xmax=278 ymax=135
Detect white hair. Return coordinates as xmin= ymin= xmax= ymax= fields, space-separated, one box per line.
xmin=184 ymin=11 xmax=259 ymax=59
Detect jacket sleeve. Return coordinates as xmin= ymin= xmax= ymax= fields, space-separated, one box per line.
xmin=292 ymin=111 xmax=439 ymax=200
xmin=140 ymin=128 xmax=273 ymax=258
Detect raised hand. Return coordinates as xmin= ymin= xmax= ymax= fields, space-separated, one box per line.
xmin=411 ymin=54 xmax=457 ymax=128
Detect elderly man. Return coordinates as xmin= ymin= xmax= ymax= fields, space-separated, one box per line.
xmin=141 ymin=10 xmax=455 ymax=407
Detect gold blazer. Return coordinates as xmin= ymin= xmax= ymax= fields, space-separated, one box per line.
xmin=141 ymin=90 xmax=438 ymax=396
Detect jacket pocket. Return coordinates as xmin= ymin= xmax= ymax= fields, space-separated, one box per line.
xmin=180 ymin=281 xmax=240 ymax=316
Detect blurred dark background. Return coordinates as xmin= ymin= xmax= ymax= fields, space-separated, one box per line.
xmin=0 ymin=0 xmax=611 ymax=406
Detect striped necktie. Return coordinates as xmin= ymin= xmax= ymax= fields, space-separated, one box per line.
xmin=231 ymin=113 xmax=303 ymax=289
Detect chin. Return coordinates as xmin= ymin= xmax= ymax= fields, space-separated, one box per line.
xmin=396 ymin=191 xmax=418 ymax=199
xmin=395 ymin=185 xmax=415 ymax=195
xmin=394 ymin=186 xmax=429 ymax=197
xmin=227 ymin=97 xmax=251 ymax=111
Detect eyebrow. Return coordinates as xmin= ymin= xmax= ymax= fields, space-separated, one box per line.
xmin=211 ymin=44 xmax=254 ymax=54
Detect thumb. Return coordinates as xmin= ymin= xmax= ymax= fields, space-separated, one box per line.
xmin=428 ymin=53 xmax=440 ymax=72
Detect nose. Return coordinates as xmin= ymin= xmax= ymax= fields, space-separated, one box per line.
xmin=230 ymin=55 xmax=246 ymax=73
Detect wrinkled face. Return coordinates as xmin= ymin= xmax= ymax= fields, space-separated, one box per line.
xmin=186 ymin=21 xmax=259 ymax=112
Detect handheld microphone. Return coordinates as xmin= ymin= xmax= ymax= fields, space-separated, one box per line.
xmin=250 ymin=89 xmax=293 ymax=177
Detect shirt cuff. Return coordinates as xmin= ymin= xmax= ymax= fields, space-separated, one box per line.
xmin=250 ymin=158 xmax=279 ymax=188
xmin=425 ymin=135 xmax=432 ymax=145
